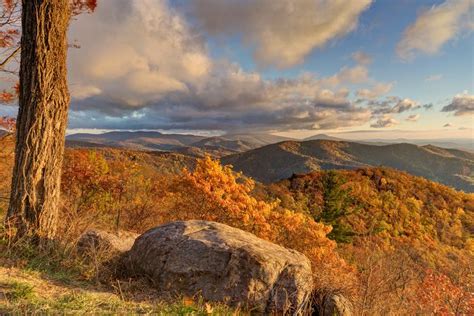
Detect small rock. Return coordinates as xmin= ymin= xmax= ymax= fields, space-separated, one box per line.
xmin=322 ymin=294 xmax=353 ymax=316
xmin=77 ymin=229 xmax=138 ymax=255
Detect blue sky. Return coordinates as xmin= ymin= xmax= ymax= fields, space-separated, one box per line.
xmin=1 ymin=0 xmax=472 ymax=139
xmin=192 ymin=0 xmax=473 ymax=137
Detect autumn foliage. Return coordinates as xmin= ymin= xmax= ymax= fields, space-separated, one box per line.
xmin=0 ymin=135 xmax=472 ymax=314
xmin=267 ymin=168 xmax=474 ymax=314
xmin=59 ymin=152 xmax=355 ymax=297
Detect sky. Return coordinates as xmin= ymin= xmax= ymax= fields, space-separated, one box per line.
xmin=1 ymin=0 xmax=473 ymax=139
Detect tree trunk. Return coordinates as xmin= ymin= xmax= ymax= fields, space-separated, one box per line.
xmin=6 ymin=0 xmax=70 ymax=240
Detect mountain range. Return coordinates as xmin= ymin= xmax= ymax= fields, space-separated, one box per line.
xmin=66 ymin=131 xmax=291 ymax=157
xmin=5 ymin=130 xmax=466 ymax=192
xmin=222 ymin=140 xmax=474 ymax=192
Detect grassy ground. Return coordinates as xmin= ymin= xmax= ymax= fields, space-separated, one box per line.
xmin=0 ymin=265 xmax=238 ymax=315
xmin=0 ymin=226 xmax=238 ymax=315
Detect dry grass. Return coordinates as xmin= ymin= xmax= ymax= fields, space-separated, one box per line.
xmin=0 ymin=265 xmax=239 ymax=315
xmin=0 ymin=222 xmax=240 ymax=315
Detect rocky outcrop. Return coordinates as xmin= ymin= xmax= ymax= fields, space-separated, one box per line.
xmin=127 ymin=220 xmax=313 ymax=313
xmin=321 ymin=294 xmax=353 ymax=316
xmin=77 ymin=229 xmax=138 ymax=255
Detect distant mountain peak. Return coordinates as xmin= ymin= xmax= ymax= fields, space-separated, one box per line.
xmin=304 ymin=134 xmax=343 ymax=141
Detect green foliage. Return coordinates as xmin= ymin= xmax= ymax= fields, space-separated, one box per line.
xmin=4 ymin=281 xmax=35 ymax=301
xmin=317 ymin=171 xmax=356 ymax=243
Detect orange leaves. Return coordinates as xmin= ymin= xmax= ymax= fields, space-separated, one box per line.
xmin=2 ymin=0 xmax=12 ymax=9
xmin=1 ymin=0 xmax=20 ymax=79
xmin=165 ymin=156 xmax=355 ymax=294
xmin=0 ymin=0 xmax=20 ymax=47
xmin=0 ymin=29 xmax=18 ymax=47
xmin=416 ymin=269 xmax=473 ymax=315
xmin=170 ymin=156 xmax=272 ymax=235
xmin=0 ymin=90 xmax=14 ymax=102
xmin=57 ymin=152 xmax=353 ymax=300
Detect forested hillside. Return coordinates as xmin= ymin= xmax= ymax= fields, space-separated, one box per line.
xmin=222 ymin=140 xmax=474 ymax=191
xmin=264 ymin=168 xmax=474 ymax=313
xmin=1 ymin=134 xmax=472 ymax=314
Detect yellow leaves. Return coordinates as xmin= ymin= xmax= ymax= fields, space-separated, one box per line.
xmin=204 ymin=302 xmax=213 ymax=314
xmin=162 ymin=157 xmax=350 ymax=280
xmin=58 ymin=152 xmax=353 ymax=299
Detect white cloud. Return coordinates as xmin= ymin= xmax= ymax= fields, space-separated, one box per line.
xmin=189 ymin=0 xmax=372 ymax=68
xmin=370 ymin=97 xmax=422 ymax=114
xmin=356 ymin=82 xmax=393 ymax=100
xmin=370 ymin=115 xmax=399 ymax=128
xmin=321 ymin=65 xmax=370 ymax=87
xmin=67 ymin=0 xmax=374 ymax=132
xmin=441 ymin=93 xmax=474 ymax=116
xmin=68 ymin=0 xmax=212 ymax=107
xmin=397 ymin=0 xmax=473 ymax=60
xmin=405 ymin=114 xmax=420 ymax=122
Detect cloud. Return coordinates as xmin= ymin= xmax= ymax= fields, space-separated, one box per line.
xmin=70 ymin=66 xmax=372 ymax=131
xmin=356 ymin=82 xmax=393 ymax=100
xmin=321 ymin=65 xmax=370 ymax=86
xmin=68 ymin=0 xmax=212 ymax=107
xmin=397 ymin=0 xmax=473 ymax=60
xmin=188 ymin=0 xmax=372 ymax=68
xmin=370 ymin=97 xmax=422 ymax=114
xmin=425 ymin=74 xmax=443 ymax=82
xmin=66 ymin=0 xmax=374 ymax=132
xmin=392 ymin=98 xmax=422 ymax=113
xmin=370 ymin=115 xmax=399 ymax=128
xmin=423 ymin=103 xmax=434 ymax=110
xmin=443 ymin=123 xmax=453 ymax=127
xmin=406 ymin=114 xmax=420 ymax=122
xmin=352 ymin=51 xmax=372 ymax=65
xmin=441 ymin=93 xmax=474 ymax=116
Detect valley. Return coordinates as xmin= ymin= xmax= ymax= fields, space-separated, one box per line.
xmin=65 ymin=131 xmax=474 ymax=192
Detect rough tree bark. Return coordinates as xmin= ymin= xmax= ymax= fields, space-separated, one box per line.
xmin=6 ymin=0 xmax=70 ymax=240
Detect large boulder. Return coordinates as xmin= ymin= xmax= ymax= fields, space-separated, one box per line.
xmin=127 ymin=220 xmax=313 ymax=313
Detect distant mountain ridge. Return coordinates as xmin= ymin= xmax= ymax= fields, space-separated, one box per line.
xmin=65 ymin=131 xmax=473 ymax=191
xmin=221 ymin=139 xmax=474 ymax=192
xmin=67 ymin=131 xmax=206 ymax=151
xmin=66 ymin=131 xmax=292 ymax=157
xmin=304 ymin=133 xmax=473 ymax=152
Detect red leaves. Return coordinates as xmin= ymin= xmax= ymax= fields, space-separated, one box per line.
xmin=2 ymin=0 xmax=14 ymax=11
xmin=416 ymin=269 xmax=473 ymax=315
xmin=0 ymin=82 xmax=18 ymax=102
xmin=0 ymin=29 xmax=18 ymax=47
xmin=71 ymin=0 xmax=97 ymax=15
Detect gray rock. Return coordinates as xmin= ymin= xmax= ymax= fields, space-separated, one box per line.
xmin=78 ymin=229 xmax=138 ymax=255
xmin=322 ymin=294 xmax=353 ymax=316
xmin=127 ymin=220 xmax=313 ymax=313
